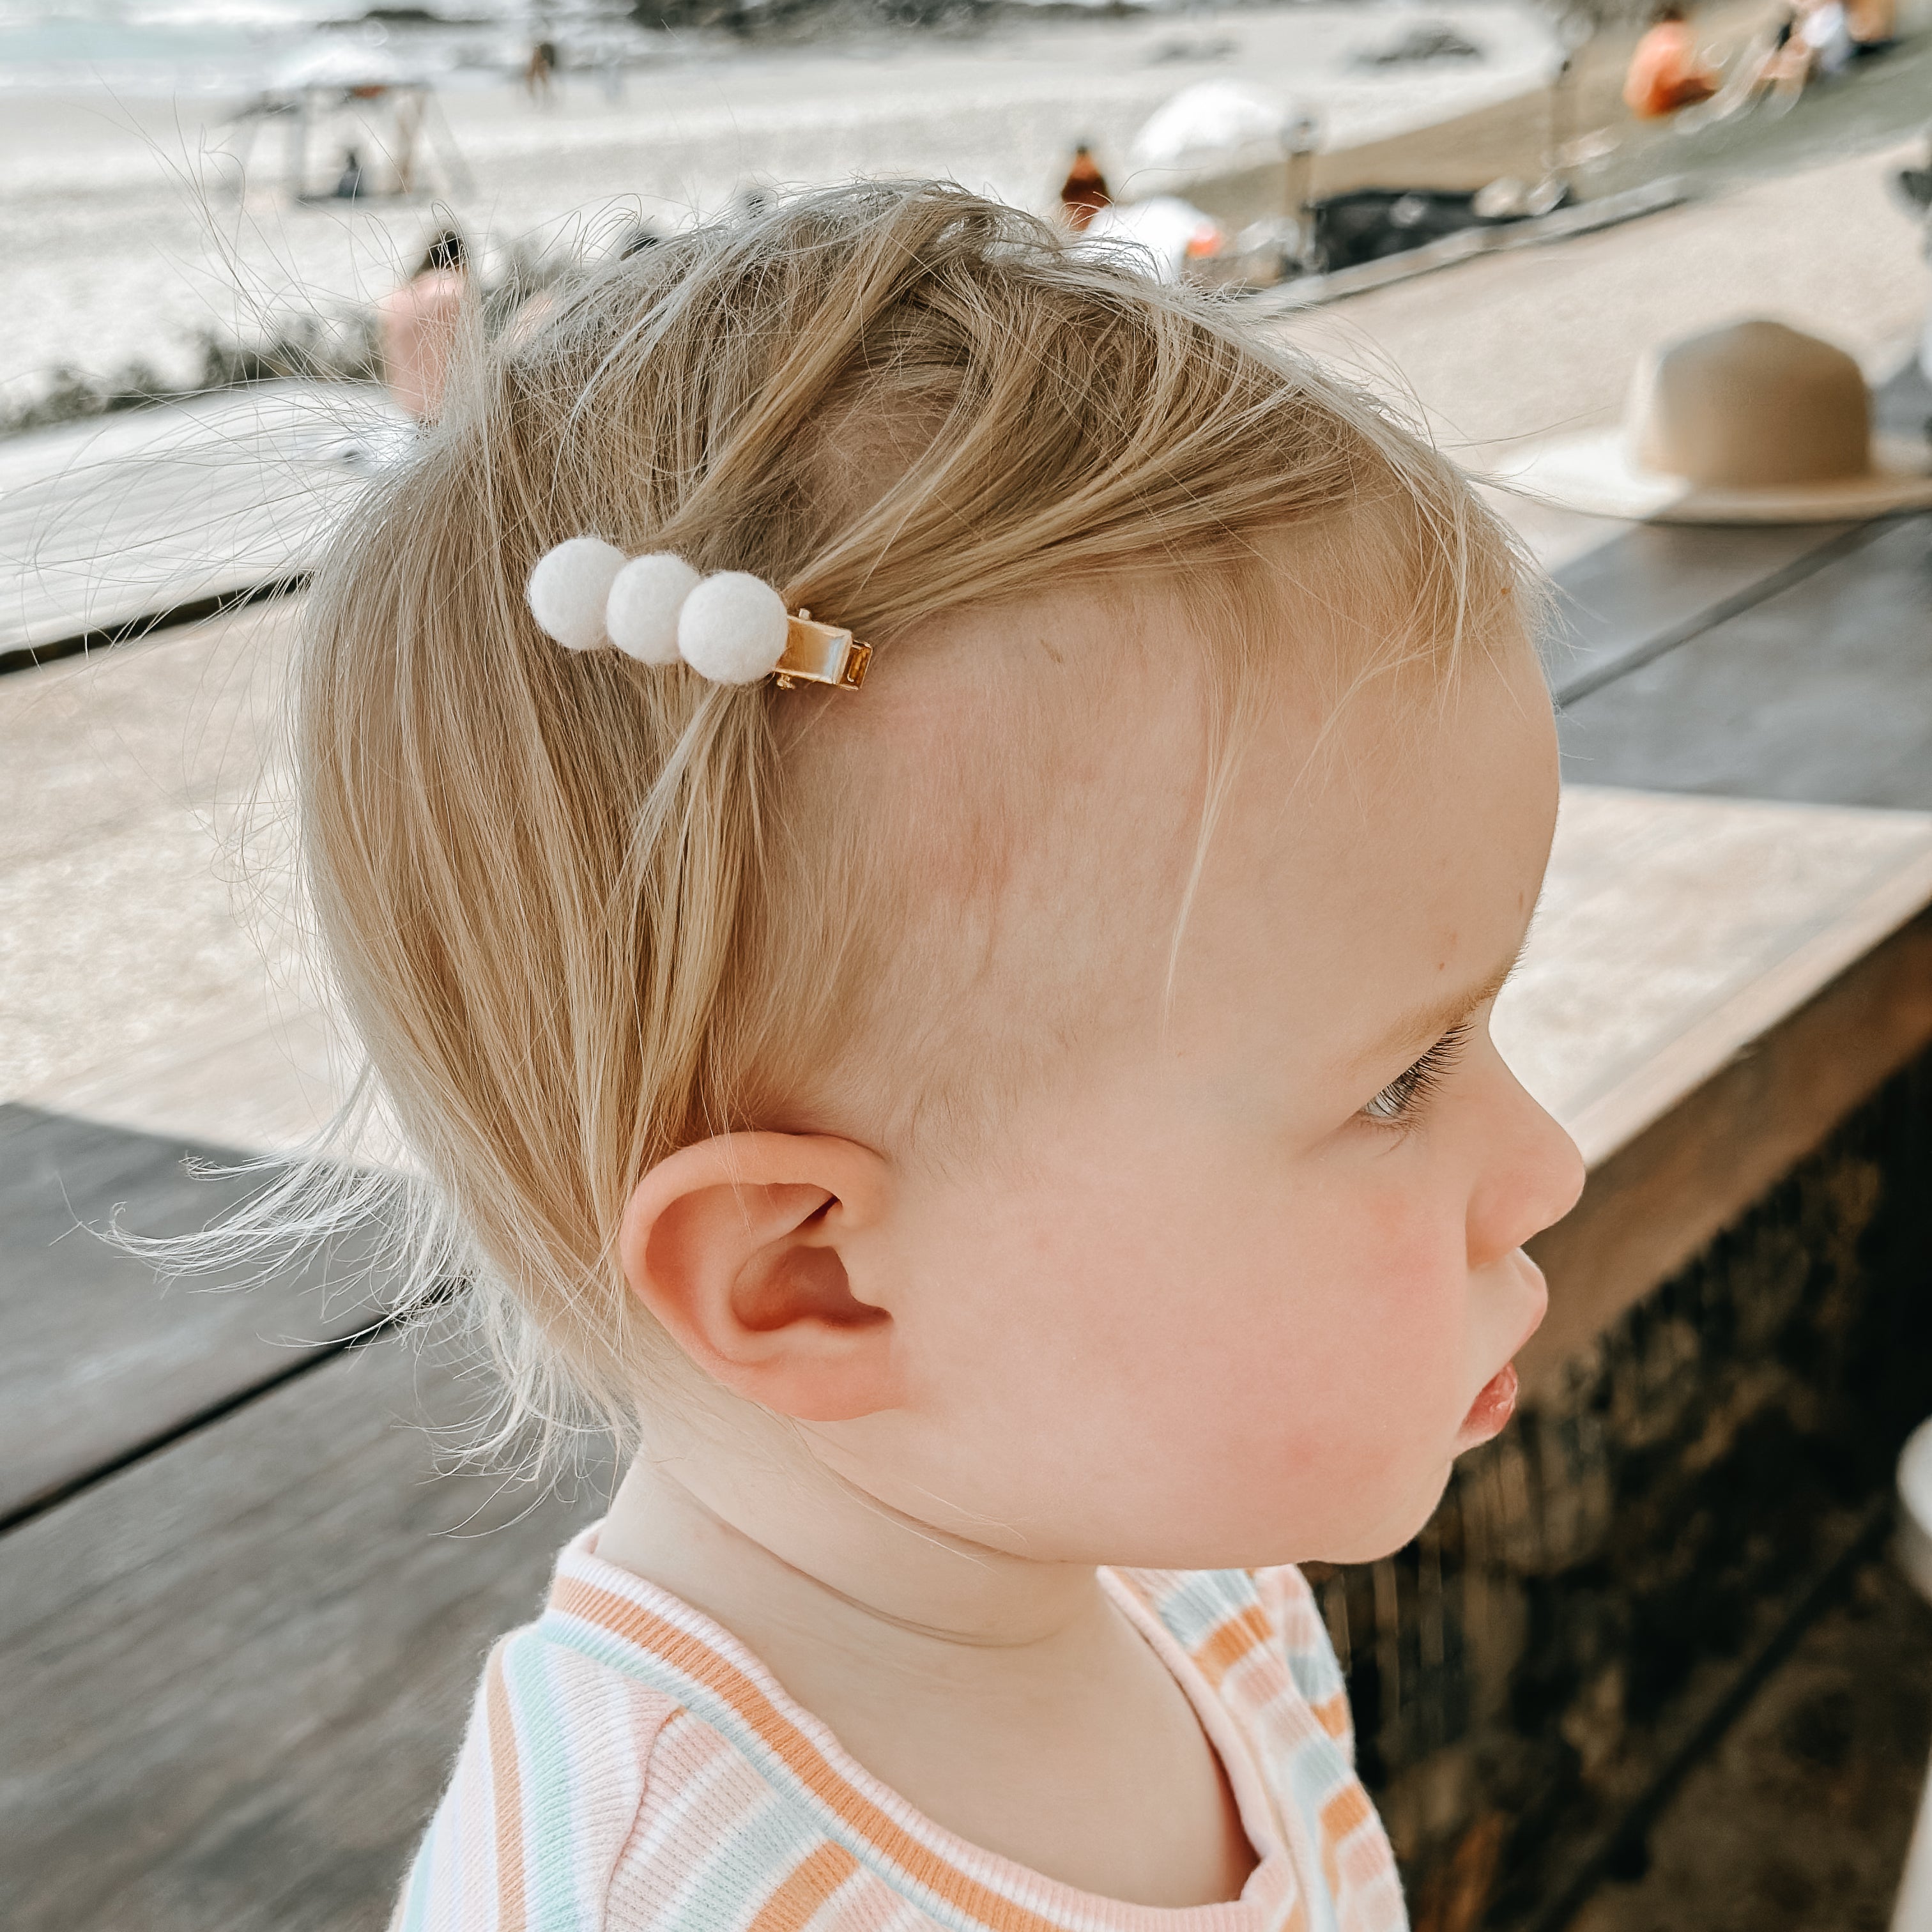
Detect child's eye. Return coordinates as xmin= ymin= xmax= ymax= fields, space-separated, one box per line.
xmin=1361 ymin=1020 xmax=1474 ymax=1129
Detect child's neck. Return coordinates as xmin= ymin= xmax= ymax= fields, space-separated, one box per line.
xmin=597 ymin=1445 xmax=1258 ymax=1909
xmin=601 ymin=1434 xmax=1107 ymax=1646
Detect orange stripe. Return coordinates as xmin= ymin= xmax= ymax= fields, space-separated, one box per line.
xmin=1192 ymin=1606 xmax=1273 ymax=1688
xmin=1310 ymin=1691 xmax=1353 ymax=1742
xmin=1319 ymin=1782 xmax=1373 ymax=1844
xmin=552 ymin=1576 xmax=1068 ymax=1932
xmin=1340 ymin=1833 xmax=1397 ymax=1890
xmin=747 ymin=1842 xmax=861 ymax=1932
xmin=1320 ymin=1830 xmax=1342 ymax=1902
xmin=484 ymin=1646 xmax=528 ymax=1932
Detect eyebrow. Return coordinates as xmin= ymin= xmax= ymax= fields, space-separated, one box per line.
xmin=1353 ymin=937 xmax=1529 ymax=1075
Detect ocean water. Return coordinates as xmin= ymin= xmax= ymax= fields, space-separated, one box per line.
xmin=0 ymin=0 xmax=656 ymax=95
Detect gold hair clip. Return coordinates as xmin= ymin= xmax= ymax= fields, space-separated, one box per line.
xmin=777 ymin=612 xmax=871 ymax=691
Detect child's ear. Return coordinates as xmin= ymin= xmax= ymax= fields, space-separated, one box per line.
xmin=618 ymin=1133 xmax=903 ymax=1422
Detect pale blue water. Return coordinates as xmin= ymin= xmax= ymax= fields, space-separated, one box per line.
xmin=0 ymin=0 xmax=1130 ymax=93
xmin=0 ymin=0 xmax=605 ymax=93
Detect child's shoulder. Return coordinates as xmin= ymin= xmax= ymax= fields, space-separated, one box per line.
xmin=390 ymin=1529 xmax=927 ymax=1931
xmin=389 ymin=1613 xmax=684 ymax=1931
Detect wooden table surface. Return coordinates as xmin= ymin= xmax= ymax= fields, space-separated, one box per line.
xmin=0 ymin=1103 xmax=395 ymax=1528
xmin=3 ymin=479 xmax=1931 ymax=1926
xmin=0 ymin=385 xmax=408 ymax=662
xmin=1 ymin=1339 xmax=604 ymax=1932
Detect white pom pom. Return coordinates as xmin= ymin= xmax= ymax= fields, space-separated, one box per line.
xmin=526 ymin=537 xmax=627 ymax=652
xmin=677 ymin=572 xmax=791 ymax=686
xmin=605 ymin=553 xmax=701 ymax=665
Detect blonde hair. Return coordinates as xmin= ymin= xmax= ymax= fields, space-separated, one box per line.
xmin=294 ymin=181 xmax=1526 ymax=1438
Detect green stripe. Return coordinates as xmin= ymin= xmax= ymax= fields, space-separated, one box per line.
xmin=397 ymin=1820 xmax=434 ymax=1932
xmin=505 ymin=1635 xmax=580 ymax=1929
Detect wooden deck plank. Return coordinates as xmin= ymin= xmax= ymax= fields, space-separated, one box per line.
xmin=1556 ymin=512 xmax=1932 ymax=810
xmin=0 ymin=1104 xmax=393 ymax=1526
xmin=1493 ymin=786 xmax=1932 ymax=1165
xmin=0 ymin=1335 xmax=604 ymax=1932
xmin=1545 ymin=518 xmax=1866 ymax=705
xmin=1538 ymin=360 xmax=1932 ymax=708
xmin=0 ymin=385 xmax=406 ymax=654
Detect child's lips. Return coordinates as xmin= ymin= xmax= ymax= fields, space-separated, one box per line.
xmin=1457 ymin=1361 xmax=1519 ymax=1448
xmin=1457 ymin=1260 xmax=1544 ymax=1448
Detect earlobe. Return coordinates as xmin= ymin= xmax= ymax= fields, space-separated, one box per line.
xmin=618 ymin=1133 xmax=903 ymax=1422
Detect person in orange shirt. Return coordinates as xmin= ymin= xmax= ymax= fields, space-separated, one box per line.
xmin=1623 ymin=3 xmax=1719 ymax=116
xmin=377 ymin=229 xmax=469 ymax=424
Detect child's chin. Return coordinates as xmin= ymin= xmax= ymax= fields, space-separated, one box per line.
xmin=1163 ymin=1478 xmax=1456 ymax=1574
xmin=1303 ymin=1463 xmax=1457 ymax=1568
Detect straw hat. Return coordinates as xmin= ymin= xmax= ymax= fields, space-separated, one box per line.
xmin=1497 ymin=319 xmax=1932 ymax=523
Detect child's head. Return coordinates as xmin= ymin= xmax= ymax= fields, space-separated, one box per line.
xmin=303 ymin=182 xmax=1581 ymax=1570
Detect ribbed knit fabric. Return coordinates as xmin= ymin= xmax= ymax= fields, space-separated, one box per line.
xmin=391 ymin=1528 xmax=1407 ymax=1932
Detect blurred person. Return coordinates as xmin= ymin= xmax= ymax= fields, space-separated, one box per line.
xmin=1740 ymin=0 xmax=1855 ymax=102
xmin=1848 ymin=0 xmax=1897 ymax=49
xmin=1059 ymin=143 xmax=1110 ymax=229
xmin=1732 ymin=0 xmax=1809 ymax=105
xmin=378 ymin=229 xmax=469 ymax=423
xmin=1623 ymin=4 xmax=1718 ymax=118
xmin=333 ymin=146 xmax=367 ymax=199
xmin=1798 ymin=0 xmax=1857 ymax=71
xmin=393 ymin=91 xmax=425 ymax=194
xmin=272 ymin=178 xmax=1582 ymax=1931
xmin=526 ymin=37 xmax=558 ymax=101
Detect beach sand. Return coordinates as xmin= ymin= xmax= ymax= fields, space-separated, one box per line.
xmin=8 ymin=0 xmax=1929 ymax=415
xmin=1 ymin=1 xmax=1562 ymax=408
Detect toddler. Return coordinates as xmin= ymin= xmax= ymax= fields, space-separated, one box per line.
xmin=297 ymin=181 xmax=1584 ymax=1931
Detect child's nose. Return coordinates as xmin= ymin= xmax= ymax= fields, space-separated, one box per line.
xmin=1466 ymin=1075 xmax=1586 ymax=1271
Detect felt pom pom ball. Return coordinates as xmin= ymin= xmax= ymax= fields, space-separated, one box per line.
xmin=606 ymin=553 xmax=701 ymax=664
xmin=677 ymin=572 xmax=791 ymax=685
xmin=526 ymin=537 xmax=627 ymax=652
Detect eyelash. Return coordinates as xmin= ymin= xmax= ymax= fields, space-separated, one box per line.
xmin=1361 ymin=1020 xmax=1475 ymax=1130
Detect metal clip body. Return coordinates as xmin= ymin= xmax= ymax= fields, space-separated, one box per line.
xmin=775 ymin=615 xmax=871 ymax=691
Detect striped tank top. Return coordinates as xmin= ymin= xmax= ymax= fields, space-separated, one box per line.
xmin=392 ymin=1528 xmax=1407 ymax=1932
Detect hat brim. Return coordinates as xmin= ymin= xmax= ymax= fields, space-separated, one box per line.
xmin=1492 ymin=431 xmax=1932 ymax=524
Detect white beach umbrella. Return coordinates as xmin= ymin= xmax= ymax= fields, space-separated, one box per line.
xmin=1129 ymin=80 xmax=1296 ymax=176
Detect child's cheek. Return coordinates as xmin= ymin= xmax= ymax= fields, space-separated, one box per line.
xmin=1274 ymin=1167 xmax=1476 ymax=1443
